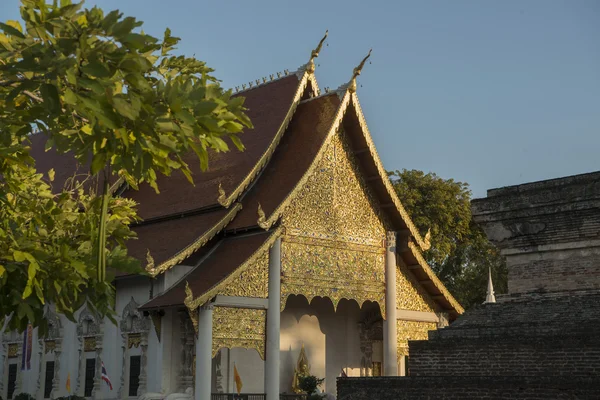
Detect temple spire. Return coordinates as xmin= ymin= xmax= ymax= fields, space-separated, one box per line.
xmin=305 ymin=30 xmax=328 ymax=74
xmin=485 ymin=266 xmax=496 ymax=303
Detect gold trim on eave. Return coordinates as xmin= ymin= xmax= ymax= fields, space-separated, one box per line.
xmin=408 ymin=241 xmax=464 ymax=315
xmin=184 ymin=226 xmax=284 ymax=332
xmin=145 ymin=203 xmax=243 ymax=276
xmin=218 ymin=73 xmax=312 ymax=208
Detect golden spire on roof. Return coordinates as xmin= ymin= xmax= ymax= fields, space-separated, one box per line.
xmin=348 ymin=49 xmax=372 ymax=93
xmin=306 ymin=30 xmax=328 ymax=73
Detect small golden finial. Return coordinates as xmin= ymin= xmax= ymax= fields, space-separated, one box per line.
xmin=284 ymin=69 xmax=289 ymax=75
xmin=348 ymin=49 xmax=372 ymax=93
xmin=257 ymin=203 xmax=269 ymax=230
xmin=306 ymin=30 xmax=328 ymax=73
xmin=255 ymin=79 xmax=260 ymax=85
xmin=262 ymin=77 xmax=267 ymax=83
xmin=269 ymin=74 xmax=274 ymax=80
xmin=249 ymin=81 xmax=254 ymax=88
xmin=218 ymin=182 xmax=227 ymax=206
xmin=145 ymin=249 xmax=155 ymax=273
xmin=277 ymin=72 xmax=282 ymax=78
xmin=423 ymin=228 xmax=432 ymax=250
xmin=242 ymin=83 xmax=247 ymax=90
xmin=184 ymin=281 xmax=194 ymax=308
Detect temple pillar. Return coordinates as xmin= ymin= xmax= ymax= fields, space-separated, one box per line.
xmin=383 ymin=231 xmax=398 ymax=376
xmin=265 ymin=237 xmax=281 ymax=400
xmin=195 ymin=305 xmax=213 ymax=400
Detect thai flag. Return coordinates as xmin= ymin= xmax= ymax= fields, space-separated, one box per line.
xmin=101 ymin=361 xmax=113 ymax=390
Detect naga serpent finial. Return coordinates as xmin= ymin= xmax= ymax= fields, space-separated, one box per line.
xmin=348 ymin=49 xmax=372 ymax=93
xmin=144 ymin=249 xmax=155 ymax=274
xmin=218 ymin=182 xmax=228 ymax=206
xmin=306 ymin=30 xmax=328 ymax=73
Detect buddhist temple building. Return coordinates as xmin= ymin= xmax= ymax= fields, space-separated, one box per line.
xmin=0 ymin=33 xmax=462 ymax=400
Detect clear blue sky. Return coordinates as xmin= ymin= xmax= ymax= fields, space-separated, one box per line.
xmin=2 ymin=0 xmax=598 ymax=198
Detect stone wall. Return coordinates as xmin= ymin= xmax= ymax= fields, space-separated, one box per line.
xmin=337 ymin=377 xmax=600 ymax=400
xmin=507 ymin=246 xmax=600 ymax=293
xmin=408 ymin=337 xmax=600 ymax=377
xmin=471 ymin=171 xmax=600 ymax=294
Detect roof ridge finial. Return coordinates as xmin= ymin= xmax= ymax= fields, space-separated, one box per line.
xmin=485 ymin=266 xmax=496 ymax=303
xmin=348 ymin=48 xmax=372 ymax=93
xmin=305 ymin=30 xmax=328 ymax=74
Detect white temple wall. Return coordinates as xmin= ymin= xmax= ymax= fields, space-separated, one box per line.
xmin=279 ymin=296 xmax=363 ymax=397
xmin=113 ymin=276 xmax=151 ymax=399
xmin=158 ymin=308 xmax=179 ymax=394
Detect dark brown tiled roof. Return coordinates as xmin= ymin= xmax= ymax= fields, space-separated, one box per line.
xmin=229 ymin=93 xmax=341 ymax=229
xmin=29 ymin=133 xmax=118 ymax=193
xmin=141 ymin=231 xmax=271 ymax=309
xmin=125 ymin=75 xmax=301 ymax=220
xmin=127 ymin=209 xmax=232 ymax=267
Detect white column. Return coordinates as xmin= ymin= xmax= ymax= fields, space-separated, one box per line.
xmin=383 ymin=231 xmax=398 ymax=376
xmin=265 ymin=237 xmax=281 ymax=400
xmin=195 ymin=305 xmax=213 ymax=400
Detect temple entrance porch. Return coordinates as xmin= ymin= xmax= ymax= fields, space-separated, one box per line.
xmin=194 ymin=294 xmax=385 ymax=400
xmin=280 ymin=295 xmax=384 ymax=396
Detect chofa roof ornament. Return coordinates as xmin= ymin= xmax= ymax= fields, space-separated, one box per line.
xmin=348 ymin=48 xmax=372 ymax=93
xmin=304 ymin=30 xmax=328 ymax=74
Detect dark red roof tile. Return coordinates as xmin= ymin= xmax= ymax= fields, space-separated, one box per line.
xmin=125 ymin=75 xmax=301 ymax=220
xmin=229 ymin=93 xmax=341 ymax=229
xmin=141 ymin=231 xmax=271 ymax=309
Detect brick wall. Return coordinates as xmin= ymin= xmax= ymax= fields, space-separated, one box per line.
xmin=407 ymin=337 xmax=600 ymax=377
xmin=507 ymin=248 xmax=600 ymax=293
xmin=337 ymin=377 xmax=600 ymax=400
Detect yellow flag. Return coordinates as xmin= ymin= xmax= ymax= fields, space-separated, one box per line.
xmin=66 ymin=373 xmax=71 ymax=393
xmin=233 ymin=363 xmax=243 ymax=395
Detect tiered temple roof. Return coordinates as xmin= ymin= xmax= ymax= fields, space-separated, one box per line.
xmin=30 ymin=40 xmax=463 ymax=319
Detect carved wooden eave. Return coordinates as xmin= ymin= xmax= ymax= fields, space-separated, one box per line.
xmin=145 ymin=203 xmax=243 ymax=277
xmin=406 ymin=241 xmax=464 ymax=318
xmin=183 ymin=227 xmax=283 ymax=333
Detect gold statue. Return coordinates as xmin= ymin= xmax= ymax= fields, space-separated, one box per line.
xmin=292 ymin=344 xmax=311 ymax=393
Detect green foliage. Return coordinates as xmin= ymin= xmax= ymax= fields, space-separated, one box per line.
xmin=0 ymin=0 xmax=251 ymax=333
xmin=299 ymin=375 xmax=325 ymax=399
xmin=389 ymin=169 xmax=507 ymax=309
xmin=13 ymin=394 xmax=35 ymax=400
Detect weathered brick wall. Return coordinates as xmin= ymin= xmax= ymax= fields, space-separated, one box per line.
xmin=337 ymin=377 xmax=600 ymax=400
xmin=507 ymin=247 xmax=600 ymax=293
xmin=407 ymin=337 xmax=600 ymax=377
xmin=471 ymin=171 xmax=600 ymax=294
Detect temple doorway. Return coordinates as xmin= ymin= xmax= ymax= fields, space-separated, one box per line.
xmin=279 ymin=295 xmax=383 ymax=397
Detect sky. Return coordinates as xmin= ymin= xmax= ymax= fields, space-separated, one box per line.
xmin=2 ymin=0 xmax=599 ymax=198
